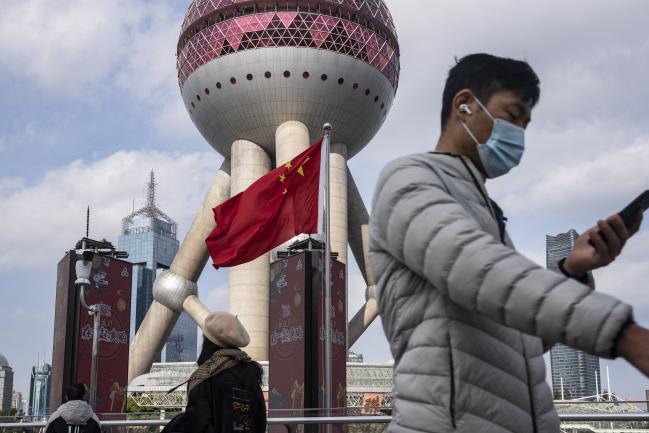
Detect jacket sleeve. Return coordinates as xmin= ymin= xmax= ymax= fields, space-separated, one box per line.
xmin=370 ymin=155 xmax=633 ymax=358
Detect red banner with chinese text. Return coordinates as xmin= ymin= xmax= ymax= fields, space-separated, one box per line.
xmin=76 ymin=256 xmax=132 ymax=414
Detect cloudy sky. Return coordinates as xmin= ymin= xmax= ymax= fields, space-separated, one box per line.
xmin=1 ymin=0 xmax=648 ymax=403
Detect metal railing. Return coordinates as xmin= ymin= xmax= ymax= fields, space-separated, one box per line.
xmin=4 ymin=414 xmax=649 ymax=429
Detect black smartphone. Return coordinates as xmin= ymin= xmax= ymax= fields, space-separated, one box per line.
xmin=588 ymin=190 xmax=649 ymax=248
xmin=618 ymin=190 xmax=649 ymax=228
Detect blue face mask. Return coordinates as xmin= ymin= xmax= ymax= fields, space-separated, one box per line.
xmin=461 ymin=96 xmax=525 ymax=178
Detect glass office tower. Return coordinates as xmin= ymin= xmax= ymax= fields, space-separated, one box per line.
xmin=118 ymin=172 xmax=197 ymax=362
xmin=547 ymin=230 xmax=601 ymax=399
xmin=29 ymin=362 xmax=51 ymax=418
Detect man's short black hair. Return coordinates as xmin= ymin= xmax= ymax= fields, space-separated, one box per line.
xmin=441 ymin=53 xmax=541 ymax=130
xmin=66 ymin=383 xmax=86 ymax=401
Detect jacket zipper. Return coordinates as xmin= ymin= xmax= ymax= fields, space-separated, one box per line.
xmin=447 ymin=333 xmax=457 ymax=429
xmin=520 ymin=336 xmax=538 ymax=433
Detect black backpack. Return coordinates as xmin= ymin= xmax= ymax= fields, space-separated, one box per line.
xmin=65 ymin=424 xmax=89 ymax=433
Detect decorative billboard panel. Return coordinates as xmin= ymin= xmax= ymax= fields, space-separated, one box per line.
xmin=75 ymin=255 xmax=132 ymax=414
xmin=269 ymin=253 xmax=307 ymax=428
xmin=269 ymin=250 xmax=347 ymax=433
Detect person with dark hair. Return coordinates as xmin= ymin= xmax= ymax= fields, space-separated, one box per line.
xmin=171 ymin=312 xmax=265 ymax=433
xmin=369 ymin=53 xmax=645 ymax=432
xmin=45 ymin=384 xmax=101 ymax=433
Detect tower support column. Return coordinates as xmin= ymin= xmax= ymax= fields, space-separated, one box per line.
xmin=272 ymin=121 xmax=312 ymax=257
xmin=275 ymin=121 xmax=310 ymax=167
xmin=228 ymin=140 xmax=272 ymax=361
xmin=330 ymin=143 xmax=348 ymax=264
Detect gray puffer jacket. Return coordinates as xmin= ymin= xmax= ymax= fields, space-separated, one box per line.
xmin=369 ymin=152 xmax=633 ymax=433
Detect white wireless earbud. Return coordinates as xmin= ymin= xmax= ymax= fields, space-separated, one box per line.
xmin=460 ymin=104 xmax=472 ymax=115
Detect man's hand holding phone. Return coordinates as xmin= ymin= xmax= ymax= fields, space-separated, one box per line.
xmin=561 ymin=190 xmax=648 ymax=376
xmin=562 ymin=211 xmax=643 ymax=278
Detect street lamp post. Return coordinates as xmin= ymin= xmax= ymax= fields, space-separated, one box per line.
xmin=75 ymin=250 xmax=101 ymax=409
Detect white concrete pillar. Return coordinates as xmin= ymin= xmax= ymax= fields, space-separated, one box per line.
xmin=272 ymin=121 xmax=311 ymax=258
xmin=275 ymin=121 xmax=310 ymax=166
xmin=228 ymin=140 xmax=271 ymax=361
xmin=330 ymin=143 xmax=348 ymax=264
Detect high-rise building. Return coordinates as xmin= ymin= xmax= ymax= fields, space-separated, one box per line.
xmin=547 ymin=230 xmax=601 ymax=399
xmin=11 ymin=391 xmax=22 ymax=412
xmin=0 ymin=354 xmax=14 ymax=411
xmin=119 ymin=172 xmax=197 ymax=362
xmin=29 ymin=361 xmax=51 ymax=417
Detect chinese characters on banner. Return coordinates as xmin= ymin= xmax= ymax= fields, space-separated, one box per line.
xmin=76 ymin=255 xmax=132 ymax=414
xmin=361 ymin=394 xmax=384 ymax=416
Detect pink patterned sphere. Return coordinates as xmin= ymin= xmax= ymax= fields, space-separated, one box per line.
xmin=177 ymin=0 xmax=400 ymax=159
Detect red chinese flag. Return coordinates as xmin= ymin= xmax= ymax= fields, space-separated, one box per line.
xmin=206 ymin=139 xmax=323 ymax=268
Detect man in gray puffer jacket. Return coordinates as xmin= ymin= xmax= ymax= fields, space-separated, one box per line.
xmin=369 ymin=53 xmax=648 ymax=433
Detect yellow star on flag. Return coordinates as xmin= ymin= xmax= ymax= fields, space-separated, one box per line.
xmin=284 ymin=161 xmax=292 ymax=170
xmin=279 ymin=173 xmax=286 ymax=183
xmin=297 ymin=155 xmax=310 ymax=176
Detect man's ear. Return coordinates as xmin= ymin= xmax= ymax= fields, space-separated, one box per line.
xmin=452 ymin=89 xmax=476 ymax=121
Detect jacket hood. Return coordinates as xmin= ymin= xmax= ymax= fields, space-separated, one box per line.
xmin=49 ymin=400 xmax=99 ymax=426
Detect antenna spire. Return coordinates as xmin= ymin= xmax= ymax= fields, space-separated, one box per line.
xmin=146 ymin=170 xmax=157 ymax=216
xmin=86 ymin=206 xmax=90 ymax=238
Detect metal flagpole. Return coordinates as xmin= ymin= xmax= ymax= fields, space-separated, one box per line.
xmin=322 ymin=123 xmax=333 ymax=426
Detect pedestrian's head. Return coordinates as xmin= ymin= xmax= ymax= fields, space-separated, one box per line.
xmin=66 ymin=383 xmax=86 ymax=401
xmin=197 ymin=312 xmax=250 ymax=365
xmin=203 ymin=311 xmax=250 ymax=348
xmin=197 ymin=335 xmax=223 ymax=365
xmin=439 ymin=53 xmax=540 ymax=178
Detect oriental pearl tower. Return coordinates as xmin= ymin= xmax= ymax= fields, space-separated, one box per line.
xmin=129 ymin=0 xmax=400 ymax=381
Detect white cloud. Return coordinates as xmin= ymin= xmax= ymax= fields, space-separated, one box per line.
xmin=0 ymin=0 xmax=192 ymax=138
xmin=0 ymin=0 xmax=135 ymax=96
xmin=0 ymin=177 xmax=25 ymax=197
xmin=495 ymin=138 xmax=649 ymax=220
xmin=113 ymin=2 xmax=182 ymax=102
xmin=0 ymin=150 xmax=221 ymax=271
